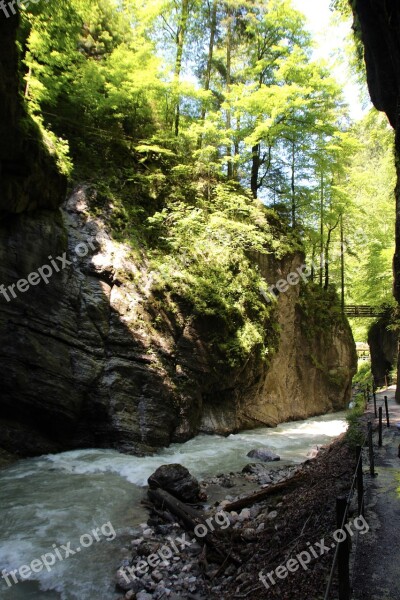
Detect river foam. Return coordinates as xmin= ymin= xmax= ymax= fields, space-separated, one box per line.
xmin=0 ymin=411 xmax=347 ymax=600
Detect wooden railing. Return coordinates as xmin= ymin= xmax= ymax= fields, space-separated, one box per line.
xmin=343 ymin=305 xmax=386 ymax=318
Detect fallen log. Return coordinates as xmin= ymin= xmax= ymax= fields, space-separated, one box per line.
xmin=147 ymin=488 xmax=241 ymax=566
xmin=224 ymin=471 xmax=307 ymax=512
xmin=148 ymin=487 xmax=206 ymax=530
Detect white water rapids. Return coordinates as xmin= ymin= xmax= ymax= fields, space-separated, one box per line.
xmin=0 ymin=412 xmax=347 ymax=600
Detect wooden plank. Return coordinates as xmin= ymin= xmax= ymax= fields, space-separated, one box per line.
xmin=224 ymin=471 xmax=306 ymax=512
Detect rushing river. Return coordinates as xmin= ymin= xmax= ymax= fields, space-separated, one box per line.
xmin=0 ymin=412 xmax=347 ymax=600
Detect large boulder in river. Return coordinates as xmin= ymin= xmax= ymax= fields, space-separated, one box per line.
xmin=148 ymin=464 xmax=204 ymax=502
xmin=246 ymin=448 xmax=280 ymax=462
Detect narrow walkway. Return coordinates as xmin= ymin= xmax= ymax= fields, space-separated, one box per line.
xmin=352 ymin=386 xmax=400 ymax=600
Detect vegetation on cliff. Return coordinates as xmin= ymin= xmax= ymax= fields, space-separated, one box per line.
xmin=14 ymin=0 xmax=395 ymax=360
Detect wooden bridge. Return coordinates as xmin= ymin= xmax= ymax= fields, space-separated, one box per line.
xmin=343 ymin=305 xmax=387 ymax=318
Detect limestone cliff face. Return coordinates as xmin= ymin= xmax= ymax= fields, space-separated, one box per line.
xmin=351 ymin=0 xmax=400 ymax=398
xmin=352 ymin=1 xmax=400 ymax=298
xmin=237 ymin=254 xmax=356 ymax=429
xmin=368 ymin=314 xmax=398 ymax=386
xmin=0 ymin=13 xmax=66 ymax=213
xmin=0 ymin=187 xmax=357 ymax=457
xmin=0 ymin=16 xmax=356 ymax=457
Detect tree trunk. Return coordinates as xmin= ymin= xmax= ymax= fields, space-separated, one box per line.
xmin=324 ymin=234 xmax=330 ymax=290
xmin=251 ymin=143 xmax=260 ymax=198
xmin=324 ymin=217 xmax=340 ymax=290
xmin=202 ymin=0 xmax=217 ymax=118
xmin=226 ymin=6 xmax=233 ymax=179
xmin=340 ymin=213 xmax=345 ymax=312
xmin=224 ymin=472 xmax=307 ymax=512
xmin=147 ymin=488 xmax=241 ymax=565
xmin=319 ymin=173 xmax=324 ymax=288
xmin=233 ymin=116 xmax=240 ymax=179
xmin=198 ymin=0 xmax=217 ymax=149
xmin=174 ymin=0 xmax=189 ymax=137
xmin=311 ymin=244 xmax=316 ymax=282
xmin=291 ymin=141 xmax=296 ymax=227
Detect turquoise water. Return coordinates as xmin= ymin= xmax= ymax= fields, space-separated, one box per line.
xmin=0 ymin=412 xmax=347 ymax=599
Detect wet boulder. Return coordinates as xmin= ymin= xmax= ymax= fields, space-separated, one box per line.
xmin=148 ymin=463 xmax=205 ymax=502
xmin=246 ymin=448 xmax=280 ymax=462
xmin=306 ymin=445 xmax=320 ymax=459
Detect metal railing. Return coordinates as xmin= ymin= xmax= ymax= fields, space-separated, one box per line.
xmin=324 ymin=385 xmax=390 ymax=600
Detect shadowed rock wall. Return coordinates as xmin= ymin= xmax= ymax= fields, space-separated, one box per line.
xmin=0 ymin=15 xmax=357 ymax=457
xmin=351 ymin=0 xmax=400 ymax=398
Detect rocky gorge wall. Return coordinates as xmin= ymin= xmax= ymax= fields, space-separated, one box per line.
xmin=351 ymin=0 xmax=400 ymax=397
xmin=368 ymin=314 xmax=398 ymax=386
xmin=0 ymin=185 xmax=357 ymax=457
xmin=0 ymin=14 xmax=357 ymax=458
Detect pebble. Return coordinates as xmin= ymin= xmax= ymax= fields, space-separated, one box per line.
xmin=132 ymin=537 xmax=144 ymax=546
xmin=228 ymin=511 xmax=238 ymax=524
xmin=238 ymin=508 xmax=251 ymax=522
xmin=242 ymin=528 xmax=256 ymax=539
xmin=116 ymin=463 xmax=297 ymax=599
xmin=143 ymin=528 xmax=153 ymax=538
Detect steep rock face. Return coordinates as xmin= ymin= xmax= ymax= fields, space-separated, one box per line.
xmin=0 ymin=187 xmax=357 ymax=456
xmin=224 ymin=254 xmax=356 ymax=430
xmin=352 ymin=0 xmax=400 ymax=130
xmin=351 ymin=0 xmax=400 ymax=396
xmin=368 ymin=315 xmax=398 ymax=386
xmin=0 ymin=15 xmax=356 ymax=457
xmin=0 ymin=13 xmax=66 ymax=213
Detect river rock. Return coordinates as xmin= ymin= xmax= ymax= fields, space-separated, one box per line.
xmin=246 ymin=448 xmax=280 ymax=462
xmin=306 ymin=446 xmax=319 ymax=459
xmin=136 ymin=592 xmax=153 ymax=600
xmin=148 ymin=464 xmax=204 ymax=502
xmin=267 ymin=510 xmax=278 ymax=520
xmin=116 ymin=569 xmax=142 ymax=592
xmin=238 ymin=508 xmax=251 ymax=522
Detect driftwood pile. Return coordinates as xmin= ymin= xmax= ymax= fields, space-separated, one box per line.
xmin=145 ymin=464 xmax=308 ymax=574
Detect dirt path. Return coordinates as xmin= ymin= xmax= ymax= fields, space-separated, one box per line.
xmin=352 ymin=386 xmax=400 ymax=600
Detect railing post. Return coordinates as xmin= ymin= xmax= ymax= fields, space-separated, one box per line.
xmin=356 ymin=445 xmax=364 ymax=517
xmin=336 ymin=496 xmax=350 ymax=600
xmin=373 ymin=392 xmax=377 ymax=418
xmin=368 ymin=421 xmax=375 ymax=477
xmin=378 ymin=406 xmax=383 ymax=447
xmin=384 ymin=396 xmax=390 ymax=427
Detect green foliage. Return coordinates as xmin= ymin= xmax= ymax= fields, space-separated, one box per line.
xmin=298 ymin=283 xmax=345 ymax=339
xmin=342 ymin=109 xmax=396 ymax=341
xmin=15 ymin=0 xmax=394 ymax=368
xmin=147 ymin=181 xmax=289 ymax=365
xmin=346 ymin=394 xmax=365 ymax=447
xmin=353 ymin=361 xmax=373 ymax=388
xmin=346 ymin=361 xmax=372 ymax=447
